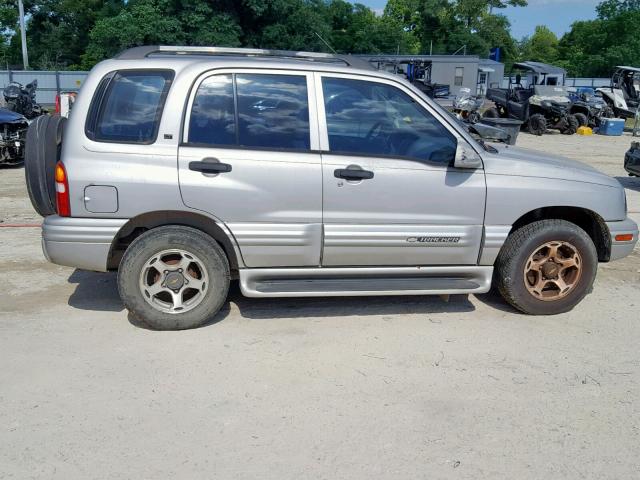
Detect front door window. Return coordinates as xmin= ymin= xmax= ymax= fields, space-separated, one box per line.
xmin=321 ymin=77 xmax=457 ymax=166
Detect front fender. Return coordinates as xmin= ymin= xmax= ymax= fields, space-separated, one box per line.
xmin=484 ymin=174 xmax=626 ymax=225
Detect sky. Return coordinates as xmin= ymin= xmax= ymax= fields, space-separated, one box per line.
xmin=359 ymin=0 xmax=602 ymax=39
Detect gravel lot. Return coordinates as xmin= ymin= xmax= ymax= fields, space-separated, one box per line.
xmin=1 ymin=131 xmax=639 ymax=479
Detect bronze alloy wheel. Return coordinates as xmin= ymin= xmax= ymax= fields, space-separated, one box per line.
xmin=523 ymin=241 xmax=583 ymax=301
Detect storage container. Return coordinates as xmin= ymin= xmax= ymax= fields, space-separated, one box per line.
xmin=478 ymin=117 xmax=523 ymax=145
xmin=598 ymin=118 xmax=625 ymax=136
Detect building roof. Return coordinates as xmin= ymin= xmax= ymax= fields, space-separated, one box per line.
xmin=513 ymin=61 xmax=566 ymax=75
xmin=615 ymin=66 xmax=640 ymax=73
xmin=479 ymin=58 xmax=502 ymax=65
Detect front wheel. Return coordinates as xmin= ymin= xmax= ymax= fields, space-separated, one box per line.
xmin=468 ymin=111 xmax=481 ymax=124
xmin=561 ymin=115 xmax=579 ymax=135
xmin=495 ymin=220 xmax=598 ymax=315
xmin=573 ymin=112 xmax=588 ymax=127
xmin=118 ymin=226 xmax=230 ymax=330
xmin=483 ymin=107 xmax=500 ymax=119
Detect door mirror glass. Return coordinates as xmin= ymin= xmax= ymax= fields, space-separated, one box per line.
xmin=454 ymin=142 xmax=482 ymax=169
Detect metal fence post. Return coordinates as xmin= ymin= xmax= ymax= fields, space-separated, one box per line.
xmin=8 ymin=68 xmax=12 ymax=83
xmin=55 ymin=71 xmax=61 ymax=97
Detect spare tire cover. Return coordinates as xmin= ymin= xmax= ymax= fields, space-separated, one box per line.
xmin=24 ymin=115 xmax=66 ymax=217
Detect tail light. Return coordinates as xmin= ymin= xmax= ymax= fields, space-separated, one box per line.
xmin=55 ymin=162 xmax=71 ymax=217
xmin=55 ymin=94 xmax=61 ymax=115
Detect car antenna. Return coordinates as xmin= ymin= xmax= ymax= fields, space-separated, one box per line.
xmin=314 ymin=32 xmax=338 ymax=54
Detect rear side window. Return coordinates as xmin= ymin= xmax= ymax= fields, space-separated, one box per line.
xmin=188 ymin=73 xmax=310 ymax=150
xmin=189 ymin=74 xmax=235 ymax=146
xmin=86 ymin=70 xmax=173 ymax=144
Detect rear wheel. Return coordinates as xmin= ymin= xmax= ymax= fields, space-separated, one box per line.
xmin=118 ymin=226 xmax=230 ymax=330
xmin=562 ymin=115 xmax=579 ymax=135
xmin=527 ymin=114 xmax=547 ymax=136
xmin=573 ymin=112 xmax=588 ymax=127
xmin=483 ymin=107 xmax=500 ymax=119
xmin=495 ymin=220 xmax=597 ymax=315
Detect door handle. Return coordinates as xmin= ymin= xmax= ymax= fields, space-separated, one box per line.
xmin=189 ymin=159 xmax=232 ymax=174
xmin=334 ymin=166 xmax=374 ymax=181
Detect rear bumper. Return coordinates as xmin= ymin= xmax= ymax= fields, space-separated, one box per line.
xmin=607 ymin=217 xmax=639 ymax=261
xmin=42 ymin=216 xmax=127 ymax=272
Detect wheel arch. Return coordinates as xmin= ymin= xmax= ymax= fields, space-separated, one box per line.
xmin=509 ymin=206 xmax=611 ymax=262
xmin=107 ymin=210 xmax=243 ymax=272
xmin=570 ymin=105 xmax=589 ymax=116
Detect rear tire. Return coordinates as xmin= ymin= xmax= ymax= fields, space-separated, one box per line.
xmin=527 ymin=114 xmax=547 ymax=136
xmin=573 ymin=112 xmax=588 ymax=127
xmin=483 ymin=107 xmax=500 ymax=119
xmin=495 ymin=220 xmax=597 ymax=315
xmin=118 ymin=226 xmax=230 ymax=330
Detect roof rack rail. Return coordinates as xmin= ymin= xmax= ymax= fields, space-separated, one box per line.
xmin=116 ymin=45 xmax=373 ymax=70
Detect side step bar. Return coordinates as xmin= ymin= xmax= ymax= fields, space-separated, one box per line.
xmin=239 ymin=266 xmax=493 ymax=298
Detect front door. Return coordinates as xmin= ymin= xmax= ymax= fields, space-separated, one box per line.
xmin=317 ymin=74 xmax=486 ymax=267
xmin=178 ymin=71 xmax=322 ymax=267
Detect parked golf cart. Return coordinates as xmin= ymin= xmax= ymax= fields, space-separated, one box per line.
xmin=485 ymin=61 xmax=579 ymax=136
xmin=568 ymin=86 xmax=615 ymax=127
xmin=597 ymin=66 xmax=640 ymax=119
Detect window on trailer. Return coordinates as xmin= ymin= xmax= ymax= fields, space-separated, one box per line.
xmin=455 ymin=67 xmax=464 ymax=87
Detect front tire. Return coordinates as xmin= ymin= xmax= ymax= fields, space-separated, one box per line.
xmin=573 ymin=112 xmax=588 ymax=127
xmin=495 ymin=220 xmax=597 ymax=315
xmin=483 ymin=107 xmax=500 ymax=119
xmin=118 ymin=226 xmax=230 ymax=330
xmin=561 ymin=115 xmax=579 ymax=135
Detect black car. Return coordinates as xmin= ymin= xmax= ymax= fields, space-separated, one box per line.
xmin=625 ymin=141 xmax=640 ymax=177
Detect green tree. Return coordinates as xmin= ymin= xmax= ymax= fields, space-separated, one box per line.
xmin=557 ymin=1 xmax=640 ymax=76
xmin=596 ymin=0 xmax=640 ymax=18
xmin=519 ymin=25 xmax=559 ymax=64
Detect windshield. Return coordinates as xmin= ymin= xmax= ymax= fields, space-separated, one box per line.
xmin=533 ymin=85 xmax=570 ymax=97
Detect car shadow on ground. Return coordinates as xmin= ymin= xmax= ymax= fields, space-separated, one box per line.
xmin=67 ymin=270 xmax=124 ymax=312
xmin=616 ymin=176 xmax=640 ymax=192
xmin=66 ymin=270 xmax=486 ymax=330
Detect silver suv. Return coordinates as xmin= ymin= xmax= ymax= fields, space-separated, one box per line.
xmin=25 ymin=46 xmax=638 ymax=330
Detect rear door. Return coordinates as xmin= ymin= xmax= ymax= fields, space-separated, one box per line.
xmin=317 ymin=73 xmax=486 ymax=266
xmin=178 ymin=70 xmax=322 ymax=267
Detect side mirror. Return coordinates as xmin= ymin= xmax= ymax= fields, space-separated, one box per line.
xmin=454 ymin=142 xmax=483 ymax=169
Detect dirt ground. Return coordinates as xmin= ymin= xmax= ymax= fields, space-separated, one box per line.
xmin=1 ymin=131 xmax=639 ymax=479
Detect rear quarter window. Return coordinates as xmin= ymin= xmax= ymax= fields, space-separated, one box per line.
xmin=86 ymin=70 xmax=173 ymax=144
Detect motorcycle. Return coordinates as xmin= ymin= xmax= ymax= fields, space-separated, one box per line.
xmin=0 ymin=108 xmax=28 ymax=166
xmin=453 ymin=87 xmax=484 ymax=124
xmin=3 ymin=79 xmax=46 ymax=119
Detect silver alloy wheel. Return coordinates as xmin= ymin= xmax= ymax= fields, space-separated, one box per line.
xmin=139 ymin=249 xmax=209 ymax=314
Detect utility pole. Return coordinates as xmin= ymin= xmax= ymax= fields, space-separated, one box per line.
xmin=18 ymin=0 xmax=29 ymax=70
